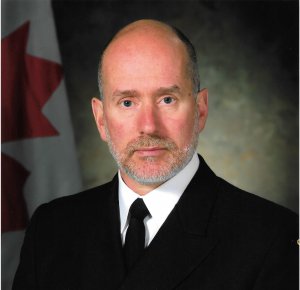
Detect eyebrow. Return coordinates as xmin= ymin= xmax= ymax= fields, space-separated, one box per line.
xmin=111 ymin=85 xmax=181 ymax=99
xmin=111 ymin=89 xmax=139 ymax=99
xmin=154 ymin=85 xmax=181 ymax=97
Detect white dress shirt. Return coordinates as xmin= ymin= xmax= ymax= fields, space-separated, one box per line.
xmin=118 ymin=153 xmax=199 ymax=247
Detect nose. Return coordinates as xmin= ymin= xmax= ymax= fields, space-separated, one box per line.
xmin=138 ymin=103 xmax=160 ymax=135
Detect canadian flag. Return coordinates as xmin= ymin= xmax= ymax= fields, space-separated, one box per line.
xmin=1 ymin=0 xmax=82 ymax=288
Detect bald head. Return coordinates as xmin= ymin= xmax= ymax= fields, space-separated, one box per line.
xmin=112 ymin=19 xmax=175 ymax=41
xmin=98 ymin=19 xmax=200 ymax=99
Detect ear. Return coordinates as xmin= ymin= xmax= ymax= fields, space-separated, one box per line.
xmin=91 ymin=97 xmax=107 ymax=141
xmin=196 ymin=88 xmax=208 ymax=133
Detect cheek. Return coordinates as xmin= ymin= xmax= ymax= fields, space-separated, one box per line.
xmin=165 ymin=114 xmax=196 ymax=144
xmin=105 ymin=118 xmax=133 ymax=145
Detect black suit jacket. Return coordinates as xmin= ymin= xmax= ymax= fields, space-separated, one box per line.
xmin=13 ymin=156 xmax=298 ymax=289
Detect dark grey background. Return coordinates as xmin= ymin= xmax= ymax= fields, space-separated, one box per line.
xmin=52 ymin=0 xmax=299 ymax=213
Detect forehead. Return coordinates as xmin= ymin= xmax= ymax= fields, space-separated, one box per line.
xmin=101 ymin=30 xmax=190 ymax=91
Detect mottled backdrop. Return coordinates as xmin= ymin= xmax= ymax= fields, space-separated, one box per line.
xmin=52 ymin=0 xmax=298 ymax=212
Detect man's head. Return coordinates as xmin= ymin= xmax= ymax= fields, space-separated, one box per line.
xmin=92 ymin=19 xmax=208 ymax=194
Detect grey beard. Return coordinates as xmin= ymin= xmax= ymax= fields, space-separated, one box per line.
xmin=121 ymin=145 xmax=196 ymax=185
xmin=104 ymin=110 xmax=199 ymax=185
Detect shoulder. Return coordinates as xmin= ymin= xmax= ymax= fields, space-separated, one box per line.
xmin=197 ymin=155 xmax=297 ymax=236
xmin=48 ymin=176 xmax=116 ymax=207
xmin=215 ymin=176 xmax=298 ymax=239
xmin=198 ymin=155 xmax=297 ymax=222
xmin=217 ymin=176 xmax=297 ymax=219
xmin=30 ymin=175 xmax=118 ymax=232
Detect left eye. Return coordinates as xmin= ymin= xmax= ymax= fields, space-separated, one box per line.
xmin=162 ymin=96 xmax=174 ymax=104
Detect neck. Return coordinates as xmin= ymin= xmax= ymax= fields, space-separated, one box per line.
xmin=120 ymin=171 xmax=163 ymax=195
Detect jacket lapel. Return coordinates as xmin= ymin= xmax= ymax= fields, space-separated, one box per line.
xmin=120 ymin=156 xmax=220 ymax=289
xmin=80 ymin=175 xmax=126 ymax=289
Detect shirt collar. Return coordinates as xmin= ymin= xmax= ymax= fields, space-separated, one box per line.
xmin=118 ymin=153 xmax=199 ymax=234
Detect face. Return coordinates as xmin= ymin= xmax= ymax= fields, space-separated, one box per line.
xmin=92 ymin=29 xmax=208 ymax=190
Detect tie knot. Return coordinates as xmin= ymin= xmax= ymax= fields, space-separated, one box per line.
xmin=129 ymin=198 xmax=149 ymax=221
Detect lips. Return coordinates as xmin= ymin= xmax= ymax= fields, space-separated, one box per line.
xmin=134 ymin=147 xmax=166 ymax=157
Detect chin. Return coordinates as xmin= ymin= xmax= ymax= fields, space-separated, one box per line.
xmin=123 ymin=162 xmax=181 ymax=185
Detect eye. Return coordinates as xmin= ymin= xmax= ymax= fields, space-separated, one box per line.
xmin=121 ymin=100 xmax=133 ymax=107
xmin=162 ymin=96 xmax=174 ymax=104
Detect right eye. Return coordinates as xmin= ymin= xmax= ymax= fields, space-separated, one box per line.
xmin=121 ymin=100 xmax=133 ymax=107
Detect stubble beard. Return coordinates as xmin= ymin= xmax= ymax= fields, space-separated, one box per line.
xmin=105 ymin=110 xmax=199 ymax=185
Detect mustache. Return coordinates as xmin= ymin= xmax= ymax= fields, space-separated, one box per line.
xmin=125 ymin=135 xmax=177 ymax=154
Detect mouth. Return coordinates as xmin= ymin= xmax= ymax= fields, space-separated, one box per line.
xmin=134 ymin=147 xmax=166 ymax=157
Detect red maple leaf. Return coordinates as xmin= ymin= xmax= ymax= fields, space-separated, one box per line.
xmin=1 ymin=21 xmax=62 ymax=142
xmin=1 ymin=21 xmax=64 ymax=232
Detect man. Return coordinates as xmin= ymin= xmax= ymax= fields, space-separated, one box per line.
xmin=13 ymin=19 xmax=298 ymax=289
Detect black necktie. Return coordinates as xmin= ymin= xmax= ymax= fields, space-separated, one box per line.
xmin=124 ymin=198 xmax=150 ymax=271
